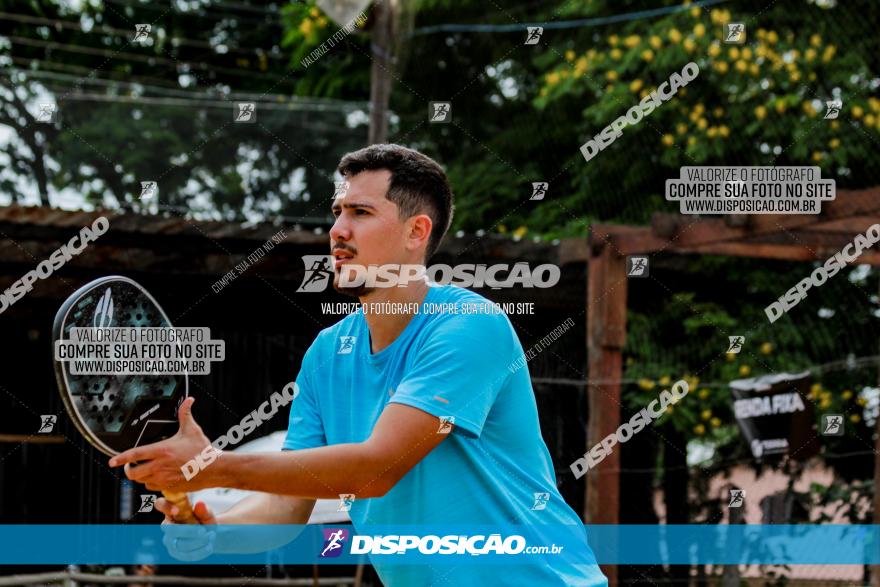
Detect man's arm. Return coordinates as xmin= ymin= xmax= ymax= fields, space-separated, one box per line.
xmin=116 ymin=402 xmax=449 ymax=498
xmin=214 ymin=403 xmax=448 ymax=498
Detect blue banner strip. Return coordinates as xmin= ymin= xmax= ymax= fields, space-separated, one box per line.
xmin=0 ymin=525 xmax=875 ymax=565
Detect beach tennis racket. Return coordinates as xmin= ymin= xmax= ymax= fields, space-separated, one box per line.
xmin=52 ymin=275 xmax=196 ymax=523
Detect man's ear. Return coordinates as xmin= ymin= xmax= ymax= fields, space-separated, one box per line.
xmin=406 ymin=214 xmax=433 ymax=255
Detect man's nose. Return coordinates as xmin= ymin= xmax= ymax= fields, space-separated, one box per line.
xmin=330 ymin=214 xmax=351 ymax=242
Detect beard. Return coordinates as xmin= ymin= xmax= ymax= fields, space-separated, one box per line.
xmin=332 ymin=277 xmax=374 ymax=298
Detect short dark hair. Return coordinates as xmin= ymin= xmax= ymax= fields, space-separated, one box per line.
xmin=337 ymin=144 xmax=454 ymax=261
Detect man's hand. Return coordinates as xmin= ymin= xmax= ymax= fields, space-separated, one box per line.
xmin=109 ymin=397 xmax=217 ymax=492
xmin=158 ymin=499 xmax=218 ymax=561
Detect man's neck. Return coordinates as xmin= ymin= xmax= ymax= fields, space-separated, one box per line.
xmin=360 ymin=281 xmax=430 ymax=354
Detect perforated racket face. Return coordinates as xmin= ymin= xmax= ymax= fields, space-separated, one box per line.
xmin=52 ymin=276 xmax=187 ymax=456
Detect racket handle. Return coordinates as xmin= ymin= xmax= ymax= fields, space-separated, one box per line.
xmin=162 ymin=491 xmax=197 ymax=524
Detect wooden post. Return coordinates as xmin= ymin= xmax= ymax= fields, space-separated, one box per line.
xmin=586 ymin=239 xmax=628 ymax=585
xmin=368 ymin=0 xmax=394 ymax=144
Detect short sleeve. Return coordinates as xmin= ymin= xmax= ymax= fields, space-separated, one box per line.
xmin=389 ymin=312 xmax=514 ymax=438
xmin=282 ymin=340 xmax=327 ymax=451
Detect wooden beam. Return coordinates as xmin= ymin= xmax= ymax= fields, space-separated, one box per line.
xmin=586 ymin=242 xmax=627 ymax=585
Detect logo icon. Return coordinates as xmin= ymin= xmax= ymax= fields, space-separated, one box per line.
xmin=132 ymin=24 xmax=151 ymax=43
xmin=93 ymin=288 xmax=115 ymax=328
xmin=138 ymin=494 xmax=157 ymax=513
xmin=429 ymin=102 xmax=452 ymax=123
xmin=724 ymin=23 xmax=746 ymax=44
xmin=337 ymin=494 xmax=355 ymax=512
xmin=38 ymin=415 xmax=57 ymax=433
xmin=821 ymin=414 xmax=844 ymax=436
xmin=234 ymin=102 xmax=256 ymax=123
xmin=727 ymin=336 xmax=745 ymax=354
xmin=333 ymin=181 xmax=350 ymax=200
xmin=824 ymin=100 xmax=842 ymax=120
xmin=531 ymin=492 xmax=550 ymax=510
xmin=297 ymin=255 xmax=333 ymax=293
xmin=437 ymin=416 xmax=455 ymax=434
xmin=36 ymin=103 xmax=57 ymax=123
xmin=728 ymin=489 xmax=745 ymax=507
xmin=139 ymin=181 xmax=157 ymax=200
xmin=338 ymin=336 xmax=356 ymax=355
xmin=626 ymin=256 xmax=649 ymax=278
xmin=530 ymin=182 xmax=548 ymax=201
xmin=320 ymin=528 xmax=349 ymax=558
xmin=525 ymin=27 xmax=544 ymax=45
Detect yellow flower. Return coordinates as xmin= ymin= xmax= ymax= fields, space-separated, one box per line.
xmin=831 ymin=120 xmax=839 ymax=129
xmin=865 ymin=114 xmax=877 ymax=127
xmin=513 ymin=226 xmax=527 ymax=239
xmin=690 ymin=6 xmax=700 ymax=17
xmin=694 ymin=103 xmax=705 ymax=114
xmin=641 ymin=49 xmax=655 ymax=62
xmin=684 ymin=376 xmax=699 ymax=390
xmin=298 ymin=18 xmax=314 ymax=36
xmin=610 ymin=48 xmax=623 ymax=60
xmin=790 ymin=71 xmax=801 ymax=82
xmin=739 ymin=365 xmax=751 ymax=376
xmin=708 ymin=43 xmax=721 ymax=57
xmin=726 ymin=351 xmax=736 ymax=361
xmin=767 ymin=30 xmax=779 ymax=44
xmin=755 ymin=105 xmax=767 ymax=120
xmin=640 ymin=88 xmax=650 ymax=99
xmin=659 ymin=375 xmax=671 ymax=386
xmin=310 ymin=6 xmax=320 ymax=17
xmin=735 ymin=60 xmax=748 ymax=73
xmin=853 ymin=105 xmax=864 ymax=118
xmin=707 ymin=126 xmax=718 ymax=138
xmin=316 ymin=16 xmax=328 ymax=28
xmin=668 ymin=28 xmax=682 ymax=43
xmin=728 ymin=47 xmax=740 ymax=59
xmin=676 ymin=122 xmax=688 ymax=134
xmin=810 ymin=34 xmax=822 ymax=47
xmin=650 ymin=35 xmax=662 ymax=49
xmin=829 ymin=138 xmax=840 ymax=149
xmin=775 ymin=99 xmax=787 ymax=113
xmin=710 ymin=417 xmax=721 ymax=428
xmin=608 ymin=34 xmax=619 ymax=46
xmin=842 ymin=390 xmax=853 ymax=400
xmin=714 ymin=61 xmax=728 ymax=73
xmin=687 ymin=136 xmax=696 ymax=146
xmin=574 ymin=57 xmax=588 ymax=75
xmin=810 ymin=383 xmax=822 ymax=398
xmin=812 ymin=151 xmax=824 ymax=162
xmin=697 ymin=389 xmax=710 ymax=399
xmin=693 ymin=23 xmax=706 ymax=38
xmin=749 ymin=63 xmax=760 ymax=76
xmin=760 ymin=342 xmax=773 ymax=354
xmin=819 ymin=398 xmax=831 ymax=409
xmin=803 ymin=102 xmax=817 ymax=117
xmin=697 ymin=117 xmax=708 ymax=130
xmin=627 ymin=79 xmax=643 ymax=93
xmin=683 ymin=38 xmax=696 ymax=52
xmin=638 ymin=378 xmax=656 ymax=390
xmin=624 ymin=35 xmax=640 ymax=48
xmin=805 ymin=48 xmax=817 ymax=61
xmin=701 ymin=409 xmax=712 ymax=421
xmin=719 ymin=125 xmax=730 ymax=138
xmin=662 ymin=134 xmax=674 ymax=146
xmin=546 ymin=72 xmax=561 ymax=86
xmin=606 ymin=70 xmax=618 ymax=81
xmin=820 ymin=391 xmax=831 ymax=401
xmin=850 ymin=414 xmax=861 ymax=423
xmin=823 ymin=45 xmax=836 ymax=61
xmin=857 ymin=397 xmax=868 ymax=406
xmin=741 ymin=47 xmax=752 ymax=60
xmin=666 ymin=405 xmax=674 ymax=414
xmin=870 ymin=97 xmax=880 ymax=112
xmin=694 ymin=424 xmax=706 ymax=435
xmin=565 ymin=50 xmax=576 ymax=62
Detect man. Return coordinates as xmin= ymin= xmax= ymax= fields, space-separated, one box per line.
xmin=110 ymin=144 xmax=606 ymax=586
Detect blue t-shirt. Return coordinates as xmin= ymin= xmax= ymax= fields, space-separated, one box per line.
xmin=284 ymin=284 xmax=606 ymax=586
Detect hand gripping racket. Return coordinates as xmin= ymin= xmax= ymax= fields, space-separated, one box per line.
xmin=52 ymin=275 xmax=196 ymax=523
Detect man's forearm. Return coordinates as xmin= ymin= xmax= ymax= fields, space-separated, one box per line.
xmin=211 ymin=494 xmax=315 ymax=554
xmin=211 ymin=442 xmax=392 ymax=499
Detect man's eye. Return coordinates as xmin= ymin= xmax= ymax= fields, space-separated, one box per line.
xmin=355 ymin=209 xmax=368 ymax=215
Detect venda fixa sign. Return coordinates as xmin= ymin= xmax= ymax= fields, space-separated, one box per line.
xmin=580 ymin=62 xmax=699 ymax=162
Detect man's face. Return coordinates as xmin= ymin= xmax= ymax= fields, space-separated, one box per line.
xmin=329 ymin=169 xmax=415 ymax=297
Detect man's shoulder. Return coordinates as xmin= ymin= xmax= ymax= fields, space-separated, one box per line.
xmin=419 ymin=285 xmax=518 ymax=348
xmin=306 ymin=312 xmax=362 ymax=358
